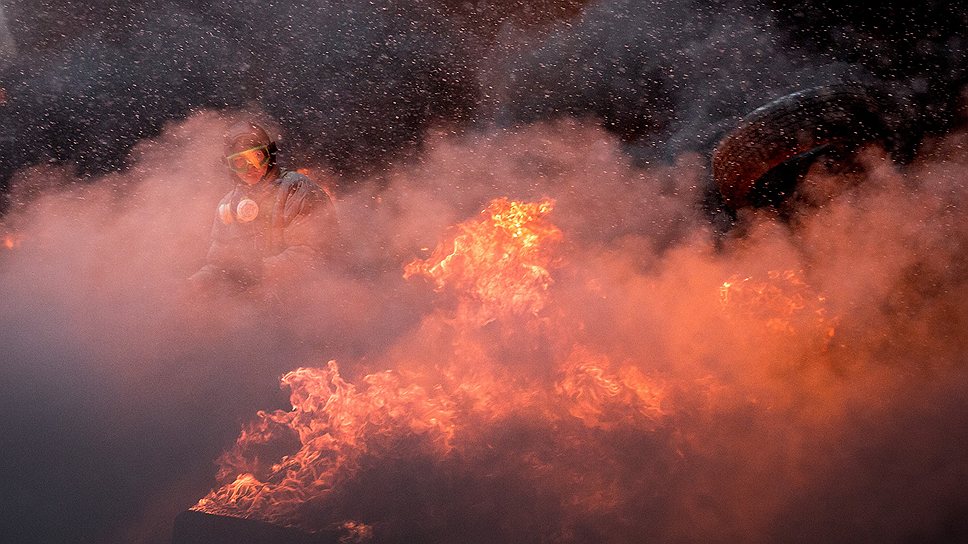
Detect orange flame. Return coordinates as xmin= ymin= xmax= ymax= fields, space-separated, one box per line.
xmin=556 ymin=347 xmax=666 ymax=431
xmin=194 ymin=355 xmax=670 ymax=530
xmin=404 ymin=197 xmax=561 ymax=323
xmin=720 ymin=269 xmax=837 ymax=344
xmin=195 ymin=199 xmax=853 ymax=535
xmin=194 ymin=361 xmax=457 ymax=525
xmin=194 ymin=199 xmax=676 ymax=532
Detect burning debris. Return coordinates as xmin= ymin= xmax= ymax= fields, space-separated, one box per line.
xmin=190 ymin=199 xmax=678 ymax=540
xmin=190 ymin=193 xmax=922 ymax=541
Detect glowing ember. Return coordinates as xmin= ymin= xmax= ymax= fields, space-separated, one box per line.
xmin=2 ymin=233 xmax=23 ymax=250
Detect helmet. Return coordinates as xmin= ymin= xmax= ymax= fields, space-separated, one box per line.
xmin=223 ymin=121 xmax=278 ymax=179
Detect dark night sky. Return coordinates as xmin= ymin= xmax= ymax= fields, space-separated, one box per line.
xmin=0 ymin=2 xmax=966 ymax=543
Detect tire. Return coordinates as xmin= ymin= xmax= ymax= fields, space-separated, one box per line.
xmin=712 ymin=85 xmax=889 ymax=209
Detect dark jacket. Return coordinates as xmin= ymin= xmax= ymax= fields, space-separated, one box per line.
xmin=195 ymin=169 xmax=338 ymax=286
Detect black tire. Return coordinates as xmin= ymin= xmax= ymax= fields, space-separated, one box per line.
xmin=712 ymin=85 xmax=889 ymax=209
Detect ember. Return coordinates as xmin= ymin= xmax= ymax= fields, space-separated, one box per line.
xmin=2 ymin=232 xmax=22 ymax=250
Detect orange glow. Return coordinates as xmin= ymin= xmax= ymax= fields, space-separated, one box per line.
xmin=194 ymin=361 xmax=457 ymax=524
xmin=194 ymin=199 xmax=675 ymax=530
xmin=720 ymin=269 xmax=837 ymax=343
xmin=556 ymin=347 xmax=666 ymax=430
xmin=194 ymin=356 xmax=670 ymax=528
xmin=194 ymin=200 xmax=849 ymax=533
xmin=404 ymin=197 xmax=561 ymax=323
xmin=2 ymin=233 xmax=23 ymax=250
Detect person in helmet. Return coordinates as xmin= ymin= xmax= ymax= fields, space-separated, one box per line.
xmin=189 ymin=121 xmax=338 ymax=292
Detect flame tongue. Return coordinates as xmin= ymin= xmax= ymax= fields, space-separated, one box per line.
xmin=404 ymin=197 xmax=562 ymax=323
xmin=557 ymin=347 xmax=666 ymax=431
xmin=195 ymin=361 xmax=458 ymax=525
xmin=720 ymin=269 xmax=837 ymax=347
xmin=195 ymin=357 xmax=671 ymax=534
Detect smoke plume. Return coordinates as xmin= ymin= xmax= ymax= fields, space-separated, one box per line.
xmin=3 ymin=109 xmax=967 ymax=542
xmin=0 ymin=1 xmax=966 ymax=543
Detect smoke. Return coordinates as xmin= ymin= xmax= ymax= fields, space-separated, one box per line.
xmin=504 ymin=0 xmax=854 ymax=158
xmin=0 ymin=4 xmax=14 ymax=60
xmin=1 ymin=106 xmax=967 ymax=544
xmin=3 ymin=1 xmax=965 ymax=199
xmin=0 ymin=113 xmax=380 ymax=542
xmin=502 ymin=0 xmax=967 ymax=160
xmin=192 ymin=123 xmax=968 ymax=543
xmin=0 ymin=0 xmax=484 ymax=203
xmin=0 ymin=1 xmax=966 ymax=543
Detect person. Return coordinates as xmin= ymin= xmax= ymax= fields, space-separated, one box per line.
xmin=189 ymin=121 xmax=338 ymax=293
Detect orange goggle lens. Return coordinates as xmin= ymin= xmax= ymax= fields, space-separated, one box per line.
xmin=225 ymin=146 xmax=270 ymax=172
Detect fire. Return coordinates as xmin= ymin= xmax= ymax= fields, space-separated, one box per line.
xmin=195 ymin=198 xmax=848 ymax=537
xmin=404 ymin=197 xmax=561 ymax=323
xmin=720 ymin=269 xmax=837 ymax=345
xmin=556 ymin=347 xmax=666 ymax=431
xmin=194 ymin=199 xmax=675 ymax=532
xmin=194 ymin=361 xmax=457 ymax=526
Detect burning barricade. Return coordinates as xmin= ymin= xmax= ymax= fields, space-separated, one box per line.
xmin=183 ymin=197 xmax=841 ymax=543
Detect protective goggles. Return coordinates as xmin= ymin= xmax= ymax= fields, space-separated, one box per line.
xmin=225 ymin=145 xmax=270 ymax=172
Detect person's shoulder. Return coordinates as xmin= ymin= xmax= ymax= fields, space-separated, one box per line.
xmin=279 ymin=169 xmax=332 ymax=200
xmin=279 ymin=169 xmax=313 ymax=186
